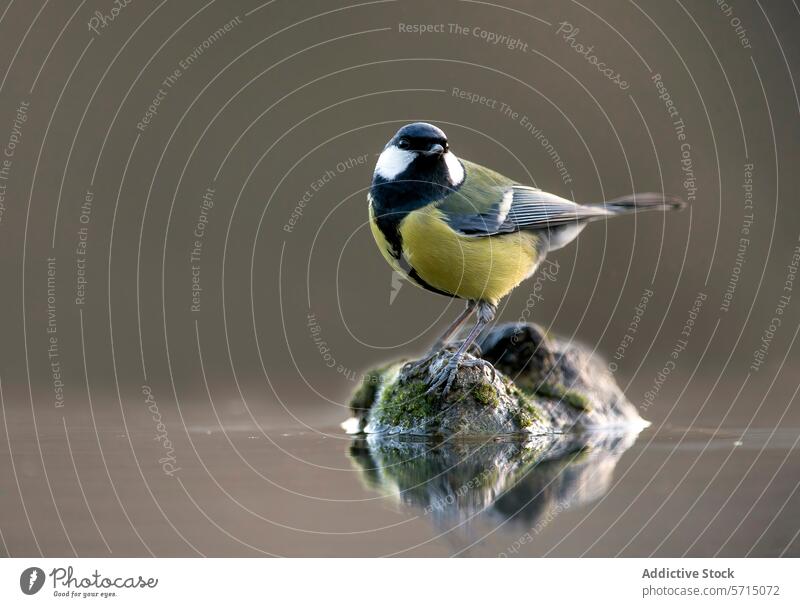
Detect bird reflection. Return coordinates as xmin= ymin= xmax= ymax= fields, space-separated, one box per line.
xmin=349 ymin=431 xmax=639 ymax=534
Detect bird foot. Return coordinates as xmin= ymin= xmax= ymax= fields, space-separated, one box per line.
xmin=403 ymin=341 xmax=481 ymax=378
xmin=401 ymin=351 xmax=441 ymax=377
xmin=425 ymin=357 xmax=461 ymax=397
xmin=424 ymin=354 xmax=497 ymax=397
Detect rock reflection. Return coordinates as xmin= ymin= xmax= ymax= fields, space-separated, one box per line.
xmin=349 ymin=431 xmax=639 ymax=531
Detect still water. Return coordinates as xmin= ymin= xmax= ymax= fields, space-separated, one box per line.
xmin=1 ymin=410 xmax=798 ymax=557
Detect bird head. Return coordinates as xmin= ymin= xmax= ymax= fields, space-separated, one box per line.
xmin=371 ymin=123 xmax=465 ymax=209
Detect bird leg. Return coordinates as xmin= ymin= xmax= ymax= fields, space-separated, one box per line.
xmin=426 ymin=301 xmax=497 ymax=396
xmin=403 ymin=300 xmax=476 ymax=375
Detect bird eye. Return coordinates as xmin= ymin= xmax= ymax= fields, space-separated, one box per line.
xmin=397 ymin=138 xmax=410 ymax=149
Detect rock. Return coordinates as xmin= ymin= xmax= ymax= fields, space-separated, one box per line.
xmin=345 ymin=322 xmax=646 ymax=436
xmin=479 ymin=323 xmax=645 ymax=431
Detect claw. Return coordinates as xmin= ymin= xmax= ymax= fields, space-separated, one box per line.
xmin=402 ymin=352 xmax=439 ymax=377
xmin=425 ymin=356 xmax=499 ymax=397
xmin=423 ymin=300 xmax=497 ymax=398
xmin=425 ymin=355 xmax=461 ymax=396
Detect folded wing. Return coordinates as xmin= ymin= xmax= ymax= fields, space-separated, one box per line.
xmin=438 ymin=181 xmax=610 ymax=237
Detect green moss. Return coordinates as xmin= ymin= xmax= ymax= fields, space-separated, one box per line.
xmin=472 ymin=383 xmax=499 ymax=408
xmin=531 ymin=382 xmax=591 ymax=412
xmin=532 ymin=382 xmax=561 ymax=400
xmin=513 ymin=389 xmax=544 ymax=429
xmin=375 ymin=379 xmax=439 ymax=429
xmin=350 ymin=375 xmax=380 ymax=415
xmin=562 ymin=389 xmax=591 ymax=411
xmin=522 ymin=401 xmax=543 ymax=423
xmin=514 ymin=409 xmax=534 ymax=429
xmin=349 ymin=363 xmax=399 ymax=415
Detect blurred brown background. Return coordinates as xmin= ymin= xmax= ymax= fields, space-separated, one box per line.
xmin=1 ymin=0 xmax=800 ymax=559
xmin=0 ymin=0 xmax=798 ymax=433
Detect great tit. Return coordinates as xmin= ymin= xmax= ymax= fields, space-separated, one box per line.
xmin=368 ymin=122 xmax=685 ymax=395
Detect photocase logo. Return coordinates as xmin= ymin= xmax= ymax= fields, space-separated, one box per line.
xmin=20 ymin=567 xmax=45 ymax=595
xmin=389 ymin=270 xmax=404 ymax=305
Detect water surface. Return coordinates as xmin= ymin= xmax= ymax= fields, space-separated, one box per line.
xmin=1 ymin=412 xmax=797 ymax=557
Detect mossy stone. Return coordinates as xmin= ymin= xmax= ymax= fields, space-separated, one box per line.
xmin=531 ymin=382 xmax=592 ymax=412
xmin=471 ymin=383 xmax=499 ymax=408
xmin=374 ymin=379 xmax=439 ymax=429
xmin=346 ymin=322 xmax=644 ymax=436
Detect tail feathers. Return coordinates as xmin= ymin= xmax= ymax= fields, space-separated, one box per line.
xmin=588 ymin=192 xmax=686 ymax=214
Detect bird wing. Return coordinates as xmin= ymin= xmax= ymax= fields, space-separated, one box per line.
xmin=436 ymin=159 xmax=610 ymax=236
xmin=499 ymin=187 xmax=612 ymax=233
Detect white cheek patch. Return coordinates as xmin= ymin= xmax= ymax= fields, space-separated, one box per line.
xmin=374 ymin=145 xmax=416 ymax=180
xmin=444 ymin=151 xmax=465 ymax=186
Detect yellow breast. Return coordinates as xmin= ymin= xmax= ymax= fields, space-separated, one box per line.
xmin=399 ymin=207 xmax=539 ymax=304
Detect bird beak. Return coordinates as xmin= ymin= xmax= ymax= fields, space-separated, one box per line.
xmin=424 ymin=143 xmax=445 ymax=156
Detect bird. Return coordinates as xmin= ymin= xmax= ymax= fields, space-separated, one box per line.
xmin=368 ymin=122 xmax=685 ymax=395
